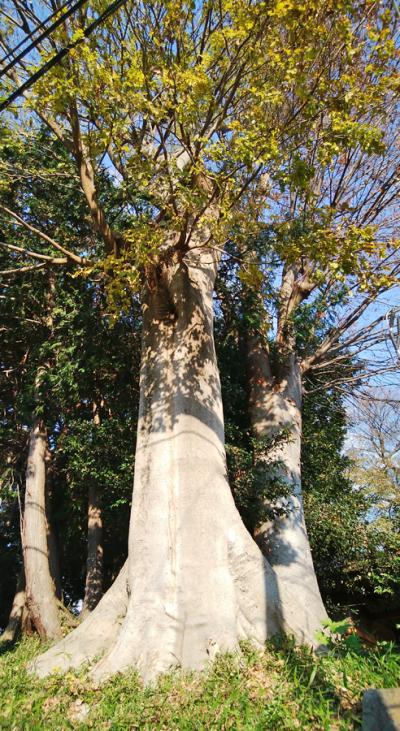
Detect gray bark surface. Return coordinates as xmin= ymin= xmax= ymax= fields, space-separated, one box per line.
xmin=247 ymin=335 xmax=328 ymax=643
xmin=32 ymin=562 xmax=129 ymax=676
xmin=23 ymin=420 xmax=61 ymax=639
xmin=90 ymin=250 xmax=283 ymax=683
xmin=33 ymin=248 xmax=326 ymax=682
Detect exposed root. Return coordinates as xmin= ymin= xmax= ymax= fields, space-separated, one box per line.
xmin=89 ymin=526 xmax=285 ymax=686
xmin=31 ymin=562 xmax=128 ymax=677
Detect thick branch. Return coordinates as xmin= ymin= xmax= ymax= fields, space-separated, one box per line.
xmin=69 ymin=105 xmax=119 ymax=256
xmin=277 ymin=263 xmax=317 ymax=344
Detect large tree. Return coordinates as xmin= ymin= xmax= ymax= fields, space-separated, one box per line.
xmin=241 ymin=83 xmax=399 ymax=629
xmin=0 ymin=0 xmax=397 ymax=681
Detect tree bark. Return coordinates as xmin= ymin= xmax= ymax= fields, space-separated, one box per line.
xmin=247 ymin=333 xmax=328 ymax=640
xmin=34 ymin=249 xmax=283 ymax=681
xmin=31 ymin=562 xmax=129 ymax=677
xmin=33 ymin=248 xmax=325 ymax=683
xmin=89 ymin=250 xmax=286 ymax=683
xmin=81 ymin=482 xmax=103 ymax=615
xmin=81 ymin=403 xmax=104 ymax=615
xmin=22 ymin=417 xmax=62 ymax=640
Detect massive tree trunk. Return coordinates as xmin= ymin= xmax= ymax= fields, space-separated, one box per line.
xmin=34 ymin=250 xmax=275 ymax=680
xmin=23 ymin=417 xmax=62 ymax=640
xmin=247 ymin=333 xmax=328 ymax=639
xmin=33 ymin=248 xmax=323 ymax=683
xmin=90 ymin=250 xmax=286 ymax=683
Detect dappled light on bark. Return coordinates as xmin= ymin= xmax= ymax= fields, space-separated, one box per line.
xmin=90 ymin=246 xmax=282 ymax=683
xmin=23 ymin=421 xmax=62 ymax=640
xmin=33 ymin=246 xmax=329 ymax=683
xmin=33 ymin=246 xmax=285 ymax=682
xmin=247 ymin=333 xmax=328 ymax=640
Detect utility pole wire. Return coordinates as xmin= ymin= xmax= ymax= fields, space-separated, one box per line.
xmin=0 ymin=0 xmax=77 ymax=68
xmin=0 ymin=0 xmax=89 ymax=78
xmin=0 ymin=0 xmax=128 ymax=113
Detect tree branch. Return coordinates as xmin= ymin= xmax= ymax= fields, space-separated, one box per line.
xmin=0 ymin=262 xmax=47 ymax=276
xmin=69 ymin=104 xmax=120 ymax=256
xmin=0 ymin=240 xmax=67 ymax=264
xmin=0 ymin=205 xmax=84 ymax=264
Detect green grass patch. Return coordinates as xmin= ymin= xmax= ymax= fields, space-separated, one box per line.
xmin=0 ymin=636 xmax=399 ymax=729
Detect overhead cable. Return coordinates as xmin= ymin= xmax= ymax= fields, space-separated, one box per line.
xmin=0 ymin=0 xmax=73 ymax=66
xmin=0 ymin=0 xmax=128 ymax=113
xmin=0 ymin=0 xmax=89 ymax=78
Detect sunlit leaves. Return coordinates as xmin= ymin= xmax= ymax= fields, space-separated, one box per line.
xmin=2 ymin=0 xmax=398 ymax=298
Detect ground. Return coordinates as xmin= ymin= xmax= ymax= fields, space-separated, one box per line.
xmin=0 ymin=636 xmax=399 ymax=729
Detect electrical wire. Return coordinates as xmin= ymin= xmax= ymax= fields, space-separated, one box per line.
xmin=0 ymin=0 xmax=74 ymax=66
xmin=0 ymin=0 xmax=128 ymax=113
xmin=0 ymin=0 xmax=90 ymax=78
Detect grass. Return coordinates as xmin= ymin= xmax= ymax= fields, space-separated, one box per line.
xmin=0 ymin=636 xmax=399 ymax=730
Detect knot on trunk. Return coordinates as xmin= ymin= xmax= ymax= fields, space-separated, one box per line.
xmin=152 ymin=287 xmax=177 ymax=323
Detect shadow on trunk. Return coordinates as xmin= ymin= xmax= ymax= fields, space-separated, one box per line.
xmin=33 ymin=248 xmax=326 ymax=683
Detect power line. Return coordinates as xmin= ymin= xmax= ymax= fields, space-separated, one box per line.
xmin=0 ymin=0 xmax=128 ymax=113
xmin=0 ymin=0 xmax=90 ymax=79
xmin=0 ymin=0 xmax=74 ymax=67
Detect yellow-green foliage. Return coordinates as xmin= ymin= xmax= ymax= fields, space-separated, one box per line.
xmin=3 ymin=1 xmax=399 ymax=301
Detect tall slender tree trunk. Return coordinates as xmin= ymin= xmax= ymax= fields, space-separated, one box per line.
xmin=1 ymin=447 xmax=61 ymax=643
xmin=81 ymin=402 xmax=104 ymax=615
xmin=22 ymin=412 xmax=62 ymax=640
xmin=247 ymin=333 xmax=328 ymax=639
xmin=82 ymin=482 xmax=103 ymax=615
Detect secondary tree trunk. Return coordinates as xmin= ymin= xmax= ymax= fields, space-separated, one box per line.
xmin=81 ymin=482 xmax=103 ymax=615
xmin=23 ymin=417 xmax=62 ymax=640
xmin=1 ymin=448 xmax=61 ymax=643
xmin=81 ymin=403 xmax=104 ymax=615
xmin=247 ymin=333 xmax=328 ymax=640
